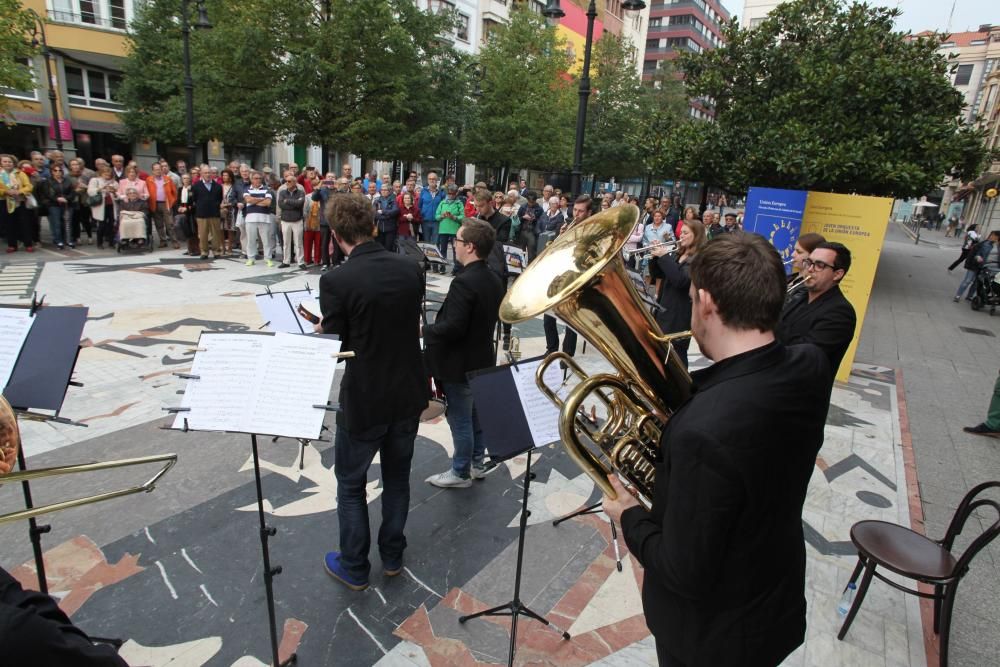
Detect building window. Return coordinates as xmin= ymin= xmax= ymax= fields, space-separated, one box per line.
xmin=649 ymin=17 xmax=661 ymax=28
xmin=65 ymin=65 xmax=123 ymax=109
xmin=50 ymin=0 xmax=131 ymax=31
xmin=428 ymin=0 xmax=456 ymax=13
xmin=954 ymin=63 xmax=974 ymax=86
xmin=646 ymin=38 xmax=660 ymax=49
xmin=455 ymin=12 xmax=469 ymax=41
xmin=0 ymin=57 xmax=36 ymax=101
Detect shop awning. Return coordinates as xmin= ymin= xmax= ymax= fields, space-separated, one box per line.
xmin=53 ymin=48 xmax=126 ymax=73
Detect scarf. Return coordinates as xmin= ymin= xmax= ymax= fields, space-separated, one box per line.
xmin=0 ymin=170 xmax=16 ymax=214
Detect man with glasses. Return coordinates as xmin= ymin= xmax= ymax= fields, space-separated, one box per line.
xmin=776 ymin=241 xmax=857 ymax=372
xmin=424 ymin=219 xmax=505 ymax=488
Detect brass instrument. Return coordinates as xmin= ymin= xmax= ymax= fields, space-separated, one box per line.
xmin=787 ymin=273 xmax=807 ymax=295
xmin=623 ymin=241 xmax=677 ymax=262
xmin=0 ymin=396 xmax=177 ymax=525
xmin=499 ymin=205 xmax=692 ymax=508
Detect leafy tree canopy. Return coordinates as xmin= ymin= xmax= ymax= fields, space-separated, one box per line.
xmin=679 ymin=0 xmax=990 ymax=198
xmin=0 ymin=0 xmax=37 ymax=121
xmin=462 ymin=4 xmax=575 ymax=171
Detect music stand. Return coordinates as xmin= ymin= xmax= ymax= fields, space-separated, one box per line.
xmin=166 ymin=330 xmax=347 ymax=667
xmin=459 ymin=357 xmax=571 ymax=666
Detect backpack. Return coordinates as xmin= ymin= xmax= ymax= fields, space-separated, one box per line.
xmin=965 ymin=241 xmax=986 ymax=270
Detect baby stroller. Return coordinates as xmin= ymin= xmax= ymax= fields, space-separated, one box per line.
xmin=970 ymin=263 xmax=1000 ymax=315
xmin=117 ymin=207 xmax=151 ymax=253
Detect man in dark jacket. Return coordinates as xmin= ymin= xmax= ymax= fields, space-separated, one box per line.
xmin=777 ymin=241 xmax=857 ymax=373
xmin=474 ymin=189 xmax=512 ymax=346
xmin=318 ymin=194 xmax=429 ymax=591
xmin=424 ymin=219 xmax=505 ymax=488
xmin=954 ymin=230 xmax=998 ymax=301
xmin=190 ymin=172 xmax=223 ymax=259
xmin=604 ymin=233 xmax=832 ymax=667
xmin=373 ymin=183 xmax=400 ymax=251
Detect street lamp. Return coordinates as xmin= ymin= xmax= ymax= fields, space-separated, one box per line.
xmin=544 ymin=0 xmax=646 ymax=198
xmin=181 ymin=0 xmax=212 ymax=168
xmin=27 ymin=10 xmax=62 ymax=152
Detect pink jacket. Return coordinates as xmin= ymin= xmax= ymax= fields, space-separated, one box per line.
xmin=118 ymin=178 xmax=148 ymax=200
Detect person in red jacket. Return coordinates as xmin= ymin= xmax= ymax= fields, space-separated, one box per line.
xmin=398 ymin=191 xmax=421 ymax=240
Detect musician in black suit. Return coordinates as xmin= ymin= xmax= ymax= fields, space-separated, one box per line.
xmin=776 ymin=241 xmax=857 ymax=373
xmin=190 ymin=174 xmax=224 ymax=258
xmin=317 ymin=194 xmax=429 ymax=591
xmin=604 ymin=233 xmax=832 ymax=667
xmin=423 ymin=219 xmax=505 ymax=489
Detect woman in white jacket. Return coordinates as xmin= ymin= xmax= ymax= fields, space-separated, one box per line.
xmin=87 ymin=163 xmax=118 ymax=249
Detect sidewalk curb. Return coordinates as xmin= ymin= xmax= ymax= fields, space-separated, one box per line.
xmin=896 ymin=220 xmax=945 ymax=248
xmin=895 ymin=367 xmax=938 ymax=667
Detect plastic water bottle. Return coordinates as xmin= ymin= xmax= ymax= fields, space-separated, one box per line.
xmin=837 ymin=582 xmax=857 ymax=617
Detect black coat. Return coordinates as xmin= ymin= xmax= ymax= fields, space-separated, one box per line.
xmin=620 ymin=341 xmax=831 ymax=667
xmin=319 ymin=242 xmax=429 ymax=431
xmin=190 ymin=180 xmax=223 ymax=218
xmin=423 ymin=261 xmax=505 ymax=384
xmin=776 ymin=284 xmax=857 ymax=372
xmin=649 ymin=253 xmax=691 ymax=335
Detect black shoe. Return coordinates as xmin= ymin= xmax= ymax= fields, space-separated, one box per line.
xmin=279 ymin=263 xmax=290 ymax=268
xmin=963 ymin=423 xmax=1000 ymax=437
xmin=200 ymin=254 xmax=208 ymax=259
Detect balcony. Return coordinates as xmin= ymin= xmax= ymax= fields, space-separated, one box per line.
xmin=48 ymin=9 xmax=127 ymax=32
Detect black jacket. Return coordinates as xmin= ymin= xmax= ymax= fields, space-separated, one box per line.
xmin=191 ymin=180 xmax=223 ymax=218
xmin=423 ymin=261 xmax=505 ymax=383
xmin=319 ymin=242 xmax=429 ymax=431
xmin=776 ymin=284 xmax=857 ymax=372
xmin=620 ymin=341 xmax=831 ymax=667
xmin=649 ymin=253 xmax=691 ymax=335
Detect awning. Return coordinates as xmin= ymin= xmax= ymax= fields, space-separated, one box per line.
xmin=52 ymin=48 xmax=126 ymax=73
xmin=973 ymin=169 xmax=1000 ymax=189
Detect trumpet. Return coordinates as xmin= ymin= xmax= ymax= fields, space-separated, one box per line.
xmin=787 ymin=273 xmax=808 ymax=295
xmin=623 ymin=241 xmax=677 ymax=261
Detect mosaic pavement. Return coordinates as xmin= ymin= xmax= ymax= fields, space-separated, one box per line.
xmin=0 ymin=250 xmax=929 ymax=666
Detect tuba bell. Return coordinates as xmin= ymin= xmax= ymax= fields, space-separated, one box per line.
xmin=499 ymin=204 xmax=692 ymax=509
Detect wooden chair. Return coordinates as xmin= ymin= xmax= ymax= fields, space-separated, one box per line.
xmin=837 ymin=481 xmax=1000 ymax=666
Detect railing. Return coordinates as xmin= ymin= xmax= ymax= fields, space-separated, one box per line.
xmin=48 ymin=9 xmax=127 ymax=31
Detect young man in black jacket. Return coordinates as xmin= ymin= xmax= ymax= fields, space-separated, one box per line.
xmin=424 ymin=219 xmax=505 ymax=488
xmin=318 ymin=194 xmax=429 ymax=591
xmin=604 ymin=234 xmax=832 ymax=667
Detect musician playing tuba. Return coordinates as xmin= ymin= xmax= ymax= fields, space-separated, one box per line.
xmin=603 ymin=234 xmax=833 ymax=667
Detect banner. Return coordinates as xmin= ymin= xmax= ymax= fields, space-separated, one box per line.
xmin=741 ymin=187 xmax=808 ymax=274
xmin=800 ymin=192 xmax=893 ymax=382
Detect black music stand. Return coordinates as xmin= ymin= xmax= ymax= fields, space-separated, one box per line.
xmin=460 ymin=358 xmax=571 ymax=667
xmin=166 ymin=331 xmax=344 ymax=667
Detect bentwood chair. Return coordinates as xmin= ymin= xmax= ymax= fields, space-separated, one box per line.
xmin=837 ymin=481 xmax=1000 ymax=667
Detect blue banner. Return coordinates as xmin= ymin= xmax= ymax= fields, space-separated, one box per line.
xmin=742 ymin=187 xmax=808 ymax=274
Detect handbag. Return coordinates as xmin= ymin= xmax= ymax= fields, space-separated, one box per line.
xmin=24 ymin=194 xmax=37 ymax=210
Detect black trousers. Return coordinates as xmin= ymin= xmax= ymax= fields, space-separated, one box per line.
xmin=72 ymin=205 xmax=93 ymax=241
xmin=1 ymin=203 xmax=33 ymax=249
xmin=654 ymin=636 xmax=687 ymax=667
xmin=96 ymin=208 xmax=115 ymax=246
xmin=0 ymin=567 xmax=127 ymax=666
xmin=949 ymin=248 xmax=970 ymax=271
xmin=543 ymin=314 xmax=577 ymax=356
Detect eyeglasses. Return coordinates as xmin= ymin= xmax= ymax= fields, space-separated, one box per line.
xmin=802 ymin=258 xmax=838 ymax=272
xmin=455 ymin=236 xmax=472 ymax=246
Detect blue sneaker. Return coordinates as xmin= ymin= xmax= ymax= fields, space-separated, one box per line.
xmin=323 ymin=552 xmax=368 ymax=591
xmin=382 ymin=558 xmax=403 ymax=577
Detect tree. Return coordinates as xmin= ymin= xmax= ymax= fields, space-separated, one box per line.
xmin=282 ymin=0 xmax=467 ymax=162
xmin=0 ymin=0 xmax=37 ymax=121
xmin=678 ymin=0 xmax=990 ymax=198
xmin=462 ymin=4 xmax=575 ymax=172
xmin=117 ymin=0 xmax=306 ymax=149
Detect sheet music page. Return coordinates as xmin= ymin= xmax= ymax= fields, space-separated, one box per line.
xmin=255 ymin=293 xmax=303 ymax=334
xmin=248 ymin=332 xmax=340 ymax=439
xmin=172 ymin=333 xmax=263 ymax=432
xmin=511 ymin=358 xmax=566 ymax=447
xmin=0 ymin=308 xmax=35 ymax=393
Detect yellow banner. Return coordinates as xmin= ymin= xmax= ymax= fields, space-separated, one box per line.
xmin=800 ymin=192 xmax=893 ymax=382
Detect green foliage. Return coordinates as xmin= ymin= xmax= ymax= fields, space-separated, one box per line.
xmin=0 ymin=0 xmax=37 ymax=120
xmin=462 ymin=4 xmax=575 ymax=171
xmin=678 ymin=0 xmax=990 ymax=198
xmin=281 ymin=0 xmax=468 ymax=161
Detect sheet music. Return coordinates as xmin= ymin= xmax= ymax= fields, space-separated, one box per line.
xmin=250 ymin=332 xmax=339 ymax=439
xmin=172 ymin=332 xmax=340 ymax=439
xmin=173 ymin=333 xmax=264 ymax=432
xmin=511 ymin=357 xmax=566 ymax=447
xmin=0 ymin=308 xmax=35 ymax=393
xmin=255 ymin=293 xmax=304 ymax=334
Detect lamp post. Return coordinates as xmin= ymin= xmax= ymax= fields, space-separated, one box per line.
xmin=181 ymin=0 xmax=212 ymax=169
xmin=543 ymin=0 xmax=646 ymax=198
xmin=27 ymin=10 xmax=62 ymax=152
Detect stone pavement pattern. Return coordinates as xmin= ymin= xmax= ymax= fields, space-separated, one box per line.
xmin=0 ymin=231 xmax=975 ymax=666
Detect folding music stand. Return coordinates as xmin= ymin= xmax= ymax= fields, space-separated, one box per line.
xmin=166 ymin=331 xmax=346 ymax=667
xmin=459 ymin=357 xmax=571 ymax=667
xmin=1 ymin=297 xmax=89 ymax=596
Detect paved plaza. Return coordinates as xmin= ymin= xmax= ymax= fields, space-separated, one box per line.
xmin=0 ymin=222 xmax=997 ymax=666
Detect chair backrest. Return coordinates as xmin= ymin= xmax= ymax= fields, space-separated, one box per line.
xmin=941 ymin=481 xmax=1000 ymax=576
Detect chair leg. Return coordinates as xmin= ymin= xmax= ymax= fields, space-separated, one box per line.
xmin=845 ymin=557 xmax=865 ymax=589
xmin=933 ymin=583 xmax=943 ymax=634
xmin=939 ymin=585 xmax=957 ymax=667
xmin=838 ymin=559 xmax=876 ymax=640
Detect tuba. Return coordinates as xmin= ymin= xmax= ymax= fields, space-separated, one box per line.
xmin=499 ymin=204 xmax=692 ymax=509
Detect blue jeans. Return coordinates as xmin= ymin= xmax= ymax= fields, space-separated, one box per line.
xmin=47 ymin=206 xmax=67 ymax=246
xmin=957 ymin=268 xmax=979 ymax=299
xmin=422 ymin=219 xmax=438 ymax=245
xmin=442 ymin=381 xmax=485 ymax=478
xmin=334 ymin=417 xmax=418 ymax=580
